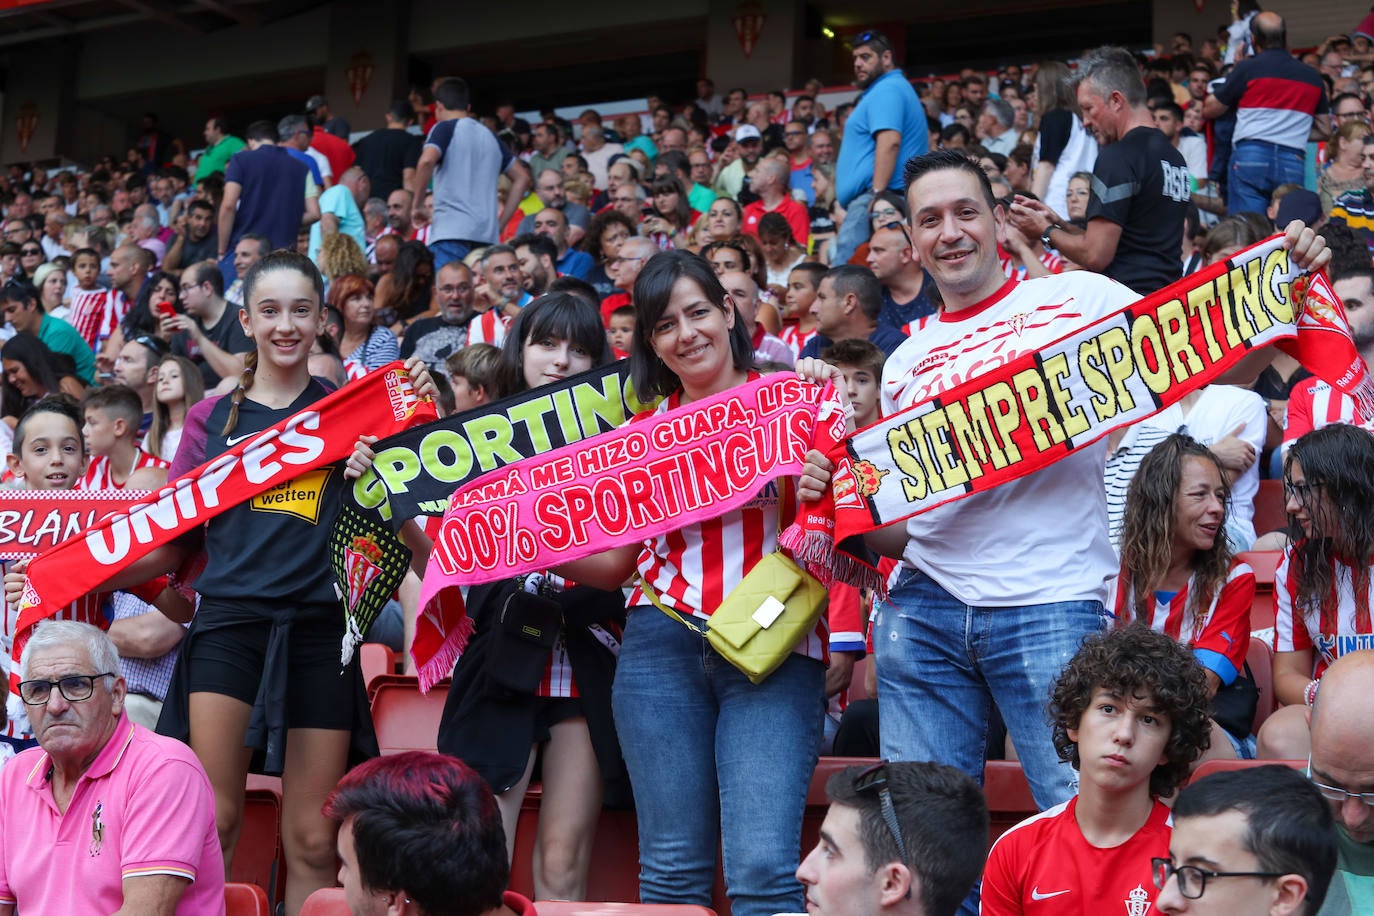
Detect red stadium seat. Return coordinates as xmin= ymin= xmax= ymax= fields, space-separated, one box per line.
xmin=536 ymin=904 xmax=717 ymax=916
xmin=1246 ymin=636 xmax=1276 ymax=734
xmin=1237 ymin=550 xmax=1282 ymax=631
xmin=224 ymin=882 xmax=271 ymax=916
xmin=299 ymin=887 xmax=349 ymax=915
xmin=509 ymin=785 xmax=642 ymax=904
xmin=370 ymin=677 xmax=449 ymax=755
xmin=1189 ymin=757 xmax=1305 ymax=783
xmin=1252 ymin=479 xmax=1287 ymax=539
xmin=232 ymin=775 xmax=285 ymax=909
xmin=984 ymin=760 xmax=1038 ymax=845
xmin=360 ymin=642 xmax=397 ymax=697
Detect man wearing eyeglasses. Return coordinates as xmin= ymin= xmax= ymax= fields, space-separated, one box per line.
xmin=796 ymin=760 xmax=987 ymax=916
xmin=1154 ymin=765 xmax=1336 ymax=916
xmin=0 ymin=620 xmax=223 ymax=915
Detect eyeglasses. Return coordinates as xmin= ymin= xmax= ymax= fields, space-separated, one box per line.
xmin=784 ymin=130 xmax=807 ymax=137
xmin=1283 ymin=478 xmax=1322 ymax=504
xmin=609 ymin=256 xmax=646 ymax=267
xmin=18 ymin=672 xmax=116 ymax=705
xmin=20 ymin=248 xmax=40 ymax=256
xmin=1308 ymin=763 xmax=1374 ymax=807
xmin=1151 ymin=859 xmax=1284 ymax=900
xmin=853 ymin=761 xmax=908 ymax=862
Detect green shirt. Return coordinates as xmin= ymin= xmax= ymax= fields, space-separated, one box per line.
xmin=195 ymin=135 xmax=247 ymax=180
xmin=688 ymin=182 xmax=717 ymax=214
xmin=1318 ymin=829 xmax=1374 ymax=916
xmin=39 ymin=313 xmax=95 ymax=384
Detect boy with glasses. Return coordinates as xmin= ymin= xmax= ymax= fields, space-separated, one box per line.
xmin=982 ymin=626 xmax=1213 ymax=915
xmin=797 ymin=760 xmax=987 ymax=916
xmin=1154 ymin=765 xmax=1335 ymax=916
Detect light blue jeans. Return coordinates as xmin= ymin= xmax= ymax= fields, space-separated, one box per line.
xmin=833 ymin=191 xmax=874 ymax=266
xmin=1228 ymin=139 xmax=1305 ymax=217
xmin=612 ymin=607 xmax=824 ymax=916
xmin=873 ymin=567 xmax=1107 ymax=810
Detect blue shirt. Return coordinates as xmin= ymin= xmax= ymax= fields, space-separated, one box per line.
xmin=284 ymin=147 xmax=325 ymax=188
xmin=836 ymin=70 xmax=928 ymax=208
xmin=557 ymin=249 xmax=593 ymax=280
xmin=308 ymin=184 xmax=366 ymax=262
xmin=224 ymin=144 xmax=307 ymax=252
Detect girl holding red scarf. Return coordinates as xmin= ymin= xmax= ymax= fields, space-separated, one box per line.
xmin=102 ymin=250 xmax=434 ymax=914
xmin=1259 ymin=423 xmax=1374 ymax=759
xmin=556 ymin=250 xmax=842 ymax=916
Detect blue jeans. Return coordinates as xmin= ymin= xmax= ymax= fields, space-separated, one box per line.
xmin=428 ymin=238 xmax=474 ymax=271
xmin=873 ymin=568 xmax=1107 ymax=810
xmin=612 ymin=608 xmax=824 ymax=916
xmin=1228 ymin=140 xmax=1305 ymax=217
xmin=218 ymin=249 xmax=237 ymax=289
xmin=833 ymin=191 xmax=873 ymax=266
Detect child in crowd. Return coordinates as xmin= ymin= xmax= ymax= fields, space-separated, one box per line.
xmin=982 ymin=625 xmax=1213 ymax=915
xmin=146 ymin=354 xmax=204 ymax=463
xmin=445 ymin=343 xmax=500 ymax=414
xmin=821 ymin=338 xmax=884 ymax=429
xmin=782 ymin=261 xmax=825 ymax=359
xmin=68 ymin=247 xmax=107 ymax=322
xmin=607 ymin=304 xmax=635 ymax=358
xmin=78 ymin=384 xmax=169 ymax=490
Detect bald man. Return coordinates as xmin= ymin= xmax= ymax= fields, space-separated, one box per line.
xmin=1307 ymin=651 xmax=1374 ymax=915
xmin=718 ymin=270 xmax=793 ymax=368
xmin=741 ymin=157 xmax=811 ymax=247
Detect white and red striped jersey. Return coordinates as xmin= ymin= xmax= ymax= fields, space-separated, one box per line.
xmin=78 ymin=448 xmax=169 ymax=491
xmin=1283 ymin=378 xmax=1372 ymax=448
xmin=628 ymin=382 xmax=831 ymax=663
xmin=1111 ymin=560 xmax=1254 ymax=684
xmin=466 ymin=310 xmax=509 ymax=348
xmin=1000 ymin=249 xmax=1065 ymax=280
xmin=413 ymin=224 xmax=432 ymax=245
xmin=66 ymin=287 xmax=120 ymax=350
xmin=1275 ymin=548 xmax=1374 ymax=676
xmin=778 ymin=322 xmax=818 ymax=360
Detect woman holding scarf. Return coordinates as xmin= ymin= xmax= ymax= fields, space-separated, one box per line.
xmin=556 ymin=250 xmax=843 ymax=916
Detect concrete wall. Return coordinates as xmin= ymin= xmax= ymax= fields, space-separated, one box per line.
xmin=704 ymin=0 xmax=804 ymax=91
xmin=323 ymin=0 xmax=409 ymax=133
xmin=407 ymin=0 xmax=709 ymax=52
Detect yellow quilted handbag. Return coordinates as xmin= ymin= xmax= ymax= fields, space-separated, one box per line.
xmin=641 ymin=552 xmax=829 ymax=684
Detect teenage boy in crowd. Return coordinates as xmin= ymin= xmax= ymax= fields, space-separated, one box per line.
xmin=78 ymin=385 xmax=168 ymax=491
xmin=982 ymin=626 xmax=1213 ymax=915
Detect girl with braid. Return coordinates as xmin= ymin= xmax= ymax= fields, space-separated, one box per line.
xmin=104 ymin=250 xmax=434 ymax=914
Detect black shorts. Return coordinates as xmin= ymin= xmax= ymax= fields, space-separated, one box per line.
xmin=186 ymin=598 xmax=355 ymax=731
xmin=532 ymin=696 xmax=585 ymax=745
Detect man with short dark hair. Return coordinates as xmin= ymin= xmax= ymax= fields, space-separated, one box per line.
xmin=1157 ymin=765 xmax=1337 ymax=916
xmin=167 ymin=259 xmax=252 ymax=387
xmin=1204 ymin=11 xmax=1329 ymax=215
xmin=784 ymin=119 xmax=816 ymax=204
xmin=1010 ymin=45 xmax=1191 ymax=295
xmin=325 ymin=750 xmax=536 ymax=916
xmin=511 ymin=232 xmax=558 ymax=297
xmin=194 ymin=116 xmax=245 ymax=181
xmin=112 ymin=334 xmax=164 ymax=431
xmin=835 ymin=29 xmax=928 ymax=264
xmin=224 ymin=233 xmax=268 ymax=307
xmin=801 ymin=265 xmax=907 ymax=358
xmin=516 ymin=170 xmax=590 ymax=240
xmin=306 ymin=93 xmax=351 ymax=140
xmin=217 ymin=119 xmax=318 ymax=283
xmin=743 ymin=157 xmax=811 ymax=247
xmin=162 ymin=198 xmax=218 ymax=272
xmin=475 ymin=244 xmax=531 ymax=318
xmin=351 ymin=100 xmax=423 ymax=200
xmin=412 ymin=77 xmax=530 ymax=270
xmin=530 ymin=208 xmax=591 ymax=280
xmin=529 ymin=121 xmax=568 ymax=179
xmin=796 ymin=761 xmax=988 ymax=916
xmin=0 ymin=620 xmax=223 ymax=914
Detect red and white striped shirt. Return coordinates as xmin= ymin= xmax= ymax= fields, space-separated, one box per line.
xmin=66 ymin=287 xmax=120 ymax=349
xmin=466 ymin=310 xmax=509 ymax=348
xmin=1275 ymin=548 xmax=1374 ymax=676
xmin=1283 ymin=378 xmax=1372 ymax=448
xmin=628 ymin=383 xmax=830 ymax=662
xmin=1112 ymin=560 xmax=1254 ymax=683
xmin=413 ymin=224 xmax=432 ymax=245
xmin=778 ymin=322 xmax=818 ymax=361
xmin=78 ymin=448 xmax=169 ymax=491
xmin=1000 ymin=249 xmax=1065 ymax=280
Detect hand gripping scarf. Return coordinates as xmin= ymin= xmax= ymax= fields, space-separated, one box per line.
xmin=13 ymin=362 xmax=436 ymax=672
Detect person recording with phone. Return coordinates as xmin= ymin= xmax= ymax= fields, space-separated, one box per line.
xmin=164 ymin=260 xmax=255 ymax=390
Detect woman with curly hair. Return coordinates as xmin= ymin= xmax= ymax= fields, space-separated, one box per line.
xmin=1115 ymin=434 xmax=1258 ymax=761
xmin=1257 ymin=423 xmax=1374 ymax=759
xmin=373 ymin=239 xmax=435 ymax=327
xmin=317 ymin=233 xmax=368 ymax=292
xmin=982 ymin=625 xmax=1212 ymax=915
xmin=583 ymin=209 xmax=636 ymax=298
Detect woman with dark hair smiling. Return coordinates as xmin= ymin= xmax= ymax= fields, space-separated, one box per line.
xmin=553 ymin=250 xmax=842 ymax=916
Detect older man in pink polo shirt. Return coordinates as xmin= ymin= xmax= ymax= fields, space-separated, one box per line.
xmin=0 ymin=620 xmax=223 ymax=915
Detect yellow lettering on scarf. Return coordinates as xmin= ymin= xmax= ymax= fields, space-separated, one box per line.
xmin=920 ymin=406 xmax=966 ymax=489
xmin=1098 ymin=326 xmax=1139 ymax=415
xmin=1078 ymin=336 xmax=1120 ymax=423
xmin=1131 ymin=313 xmax=1173 ymax=396
xmin=951 ymin=389 xmax=1006 ymax=472
xmin=1184 ymin=280 xmax=1225 ymax=362
xmin=1042 ymin=352 xmax=1091 ymax=439
xmin=889 ymin=421 xmax=935 ymax=501
xmin=1154 ymin=298 xmax=1205 ymax=383
xmin=984 ymin=381 xmax=1024 ymax=463
xmin=1261 ymin=247 xmax=1296 ymax=325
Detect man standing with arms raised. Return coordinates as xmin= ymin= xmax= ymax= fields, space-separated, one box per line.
xmin=834 ymin=30 xmax=927 ymax=264
xmin=411 ymin=77 xmax=530 ymax=271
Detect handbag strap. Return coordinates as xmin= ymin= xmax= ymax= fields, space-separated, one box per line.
xmin=638 ymin=577 xmax=709 ymax=639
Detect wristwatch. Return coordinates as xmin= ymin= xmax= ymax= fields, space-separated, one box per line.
xmin=1040 ymin=223 xmax=1061 ymax=247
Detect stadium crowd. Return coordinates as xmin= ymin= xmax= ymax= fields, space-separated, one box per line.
xmin=2 ymin=5 xmax=1374 ymax=916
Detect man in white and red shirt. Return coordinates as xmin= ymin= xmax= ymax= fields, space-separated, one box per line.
xmin=741 ymin=157 xmax=811 ymax=248
xmin=1204 ymin=11 xmax=1329 ymax=215
xmin=864 ymin=149 xmax=1329 ymax=825
xmin=77 ymin=386 xmax=169 ymax=492
xmin=1284 ymin=265 xmax=1374 ymax=448
xmin=982 ymin=627 xmax=1212 ymax=916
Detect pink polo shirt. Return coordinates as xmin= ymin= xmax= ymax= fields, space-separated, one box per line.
xmin=0 ymin=713 xmax=224 ymax=914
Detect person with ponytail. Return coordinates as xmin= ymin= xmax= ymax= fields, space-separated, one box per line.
xmin=1114 ymin=433 xmax=1258 ymax=761
xmin=96 ymin=250 xmax=435 ymax=914
xmin=1258 ymin=423 xmax=1374 ymax=760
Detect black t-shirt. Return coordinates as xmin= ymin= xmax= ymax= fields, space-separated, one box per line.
xmin=1037 ymin=109 xmax=1074 ymax=165
xmin=400 ymin=316 xmax=471 ymax=370
xmin=1085 ymin=126 xmax=1189 ymax=295
xmin=171 ymin=302 xmax=255 ymax=387
xmin=179 ymin=230 xmax=218 ymax=267
xmin=172 ymin=380 xmax=344 ymax=602
xmin=351 ymin=129 xmax=423 ymax=200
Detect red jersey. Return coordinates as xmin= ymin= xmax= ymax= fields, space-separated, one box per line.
xmin=741 ymin=196 xmax=811 ymax=248
xmin=1283 ymin=378 xmax=1372 ymax=446
xmin=67 ymin=288 xmax=127 ymax=350
xmin=1275 ymin=547 xmax=1374 ymax=676
xmin=982 ymin=797 xmax=1171 ymax=916
xmin=310 ymin=127 xmax=356 ymax=183
xmin=1112 ymin=560 xmax=1254 ymax=685
xmin=78 ymin=448 xmax=168 ymax=491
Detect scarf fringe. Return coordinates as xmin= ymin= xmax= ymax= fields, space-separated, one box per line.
xmin=340 ymin=616 xmax=367 ymax=668
xmin=1356 ymin=378 xmax=1374 ymax=420
xmin=414 ymin=612 xmax=474 ymax=693
xmin=780 ymin=522 xmax=890 ymax=599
